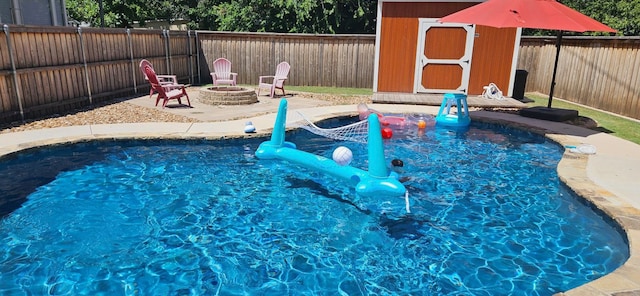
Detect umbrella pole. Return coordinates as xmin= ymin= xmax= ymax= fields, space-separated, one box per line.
xmin=548 ymin=31 xmax=563 ymax=108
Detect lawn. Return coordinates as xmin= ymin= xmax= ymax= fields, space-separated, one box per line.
xmin=238 ymin=84 xmax=372 ymax=96
xmin=284 ymin=86 xmax=372 ymax=96
xmin=524 ymin=93 xmax=640 ymax=145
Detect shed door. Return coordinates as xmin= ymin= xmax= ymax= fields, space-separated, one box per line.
xmin=415 ymin=19 xmax=475 ymax=94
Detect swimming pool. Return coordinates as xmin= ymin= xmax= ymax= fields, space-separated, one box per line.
xmin=0 ymin=119 xmax=629 ymax=295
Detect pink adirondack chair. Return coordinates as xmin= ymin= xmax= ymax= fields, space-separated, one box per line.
xmin=142 ymin=63 xmax=190 ymax=108
xmin=139 ymin=59 xmax=180 ymax=99
xmin=258 ymin=62 xmax=290 ymax=98
xmin=210 ymin=58 xmax=237 ymax=86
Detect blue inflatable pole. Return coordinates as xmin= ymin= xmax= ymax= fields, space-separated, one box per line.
xmin=367 ymin=114 xmax=388 ymax=178
xmin=255 ymin=99 xmax=296 ymax=160
xmin=270 ymin=99 xmax=288 ymax=146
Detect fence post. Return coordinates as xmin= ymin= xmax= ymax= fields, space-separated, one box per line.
xmin=163 ymin=30 xmax=171 ymax=74
xmin=195 ymin=31 xmax=201 ymax=84
xmin=3 ymin=25 xmax=24 ymax=121
xmin=167 ymin=30 xmax=173 ymax=74
xmin=318 ymin=38 xmax=324 ymax=87
xmin=187 ymin=30 xmax=193 ymax=85
xmin=77 ymin=27 xmax=93 ymax=104
xmin=355 ymin=38 xmax=360 ymax=88
xmin=127 ymin=28 xmax=137 ymax=93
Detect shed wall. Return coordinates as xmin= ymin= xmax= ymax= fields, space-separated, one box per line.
xmin=378 ymin=2 xmax=517 ymax=95
xmin=468 ymin=26 xmax=517 ymax=94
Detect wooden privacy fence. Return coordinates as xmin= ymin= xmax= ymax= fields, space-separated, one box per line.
xmin=0 ymin=25 xmax=639 ymax=124
xmin=0 ymin=27 xmax=375 ymax=124
xmin=0 ymin=25 xmax=197 ymax=123
xmin=518 ymin=36 xmax=640 ymax=120
xmin=196 ymin=32 xmax=376 ymax=88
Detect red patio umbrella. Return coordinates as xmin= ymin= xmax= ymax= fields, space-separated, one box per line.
xmin=439 ymin=0 xmax=616 ymax=108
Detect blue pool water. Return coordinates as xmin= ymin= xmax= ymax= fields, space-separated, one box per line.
xmin=0 ymin=119 xmax=629 ymax=295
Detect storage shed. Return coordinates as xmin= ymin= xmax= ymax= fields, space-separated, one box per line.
xmin=373 ymin=0 xmax=521 ymax=96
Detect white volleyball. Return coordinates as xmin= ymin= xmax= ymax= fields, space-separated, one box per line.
xmin=332 ymin=146 xmax=353 ymax=166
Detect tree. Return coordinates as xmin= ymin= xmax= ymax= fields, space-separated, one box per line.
xmin=185 ymin=0 xmax=376 ymax=34
xmin=526 ymin=0 xmax=639 ymax=36
xmin=67 ymin=0 xmax=376 ymax=33
xmin=66 ymin=0 xmax=100 ymax=26
xmin=598 ymin=0 xmax=640 ymax=36
xmin=66 ymin=0 xmax=191 ymax=28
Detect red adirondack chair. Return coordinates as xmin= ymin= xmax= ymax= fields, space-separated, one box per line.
xmin=210 ymin=58 xmax=237 ymax=86
xmin=139 ymin=59 xmax=180 ymax=99
xmin=142 ymin=63 xmax=190 ymax=108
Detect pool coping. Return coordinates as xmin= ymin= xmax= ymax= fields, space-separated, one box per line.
xmin=0 ymin=104 xmax=639 ymax=295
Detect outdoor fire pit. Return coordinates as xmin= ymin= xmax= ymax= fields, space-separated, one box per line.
xmin=198 ymin=86 xmax=258 ymax=105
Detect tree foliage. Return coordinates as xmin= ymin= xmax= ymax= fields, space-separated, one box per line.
xmin=525 ymin=0 xmax=639 ymax=36
xmin=575 ymin=0 xmax=640 ymax=36
xmin=66 ymin=0 xmax=192 ymax=27
xmin=66 ymin=0 xmax=375 ymax=33
xmin=66 ymin=0 xmax=638 ymax=36
xmin=66 ymin=0 xmax=99 ymax=26
xmin=184 ymin=0 xmax=376 ymax=33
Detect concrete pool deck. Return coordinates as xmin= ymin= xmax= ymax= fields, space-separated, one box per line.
xmin=0 ymin=93 xmax=639 ymax=295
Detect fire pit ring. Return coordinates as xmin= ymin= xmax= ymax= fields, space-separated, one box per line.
xmin=198 ymin=86 xmax=258 ymax=105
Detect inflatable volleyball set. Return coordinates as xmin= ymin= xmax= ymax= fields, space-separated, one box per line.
xmin=255 ymin=94 xmax=470 ymax=214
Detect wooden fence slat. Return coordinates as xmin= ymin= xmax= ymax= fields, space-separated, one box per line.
xmin=619 ymin=45 xmax=633 ymax=117
xmin=618 ymin=46 xmax=633 ymax=114
xmin=60 ymin=32 xmax=70 ymax=64
xmin=33 ymin=71 xmax=44 ymax=106
xmin=605 ymin=45 xmax=621 ymax=113
xmin=27 ymin=33 xmax=38 ymax=68
xmin=0 ymin=30 xmax=9 ymax=71
xmin=13 ymin=32 xmax=25 ymax=69
xmin=626 ymin=47 xmax=640 ymax=118
xmin=596 ymin=46 xmax=611 ymax=110
xmin=20 ymin=73 xmax=33 ymax=108
xmin=63 ymin=68 xmax=73 ymax=101
xmin=573 ymin=46 xmax=588 ymax=104
xmin=0 ymin=76 xmax=11 ymax=112
xmin=47 ymin=71 xmax=57 ymax=102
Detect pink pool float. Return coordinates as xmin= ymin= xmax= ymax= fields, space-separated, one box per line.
xmin=357 ymin=103 xmax=434 ymax=129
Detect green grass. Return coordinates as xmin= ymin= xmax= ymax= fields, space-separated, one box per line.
xmin=237 ymin=84 xmax=373 ymax=96
xmin=525 ymin=93 xmax=640 ymax=145
xmin=283 ymin=86 xmax=373 ymax=96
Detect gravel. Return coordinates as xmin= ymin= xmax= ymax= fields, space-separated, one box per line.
xmin=0 ymin=93 xmax=372 ymax=134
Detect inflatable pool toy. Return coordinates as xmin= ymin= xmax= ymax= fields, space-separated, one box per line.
xmin=417 ymin=120 xmax=427 ymax=129
xmin=357 ymin=103 xmax=381 ymax=120
xmin=381 ymin=127 xmax=393 ymax=139
xmin=435 ymin=93 xmax=471 ymax=128
xmin=357 ymin=103 xmax=435 ymax=128
xmin=244 ymin=121 xmax=256 ymax=133
xmin=256 ymin=99 xmax=408 ymax=210
xmin=565 ymin=144 xmax=596 ymax=154
xmin=332 ymin=146 xmax=353 ymax=166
